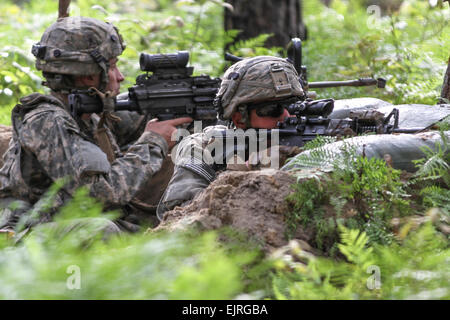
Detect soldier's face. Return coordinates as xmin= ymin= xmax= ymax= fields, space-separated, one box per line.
xmin=249 ymin=108 xmax=291 ymax=129
xmin=105 ymin=58 xmax=125 ymax=96
xmin=74 ymin=58 xmax=124 ymax=96
xmin=232 ymin=108 xmax=291 ymax=129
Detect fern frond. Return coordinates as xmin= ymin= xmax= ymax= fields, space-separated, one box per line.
xmin=420 ymin=186 xmax=450 ymax=213
xmin=337 ymin=225 xmax=373 ymax=266
xmin=303 ymin=136 xmax=338 ymax=150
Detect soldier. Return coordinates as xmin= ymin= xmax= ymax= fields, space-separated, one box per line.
xmin=0 ymin=16 xmax=192 ymax=238
xmin=157 ymin=56 xmax=304 ymax=219
xmin=157 ymin=55 xmax=450 ymax=221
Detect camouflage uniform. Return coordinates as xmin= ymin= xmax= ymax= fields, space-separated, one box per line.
xmin=0 ymin=92 xmax=167 ymax=232
xmin=0 ymin=17 xmax=168 ymax=236
xmin=157 ymin=55 xmax=450 ymax=221
xmin=157 ymin=56 xmax=304 ymax=219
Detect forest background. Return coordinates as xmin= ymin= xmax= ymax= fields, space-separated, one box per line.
xmin=0 ymin=0 xmax=449 ymax=300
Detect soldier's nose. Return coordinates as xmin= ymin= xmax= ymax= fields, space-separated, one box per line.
xmin=117 ymin=69 xmax=125 ymax=82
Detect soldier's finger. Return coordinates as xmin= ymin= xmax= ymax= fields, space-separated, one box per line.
xmin=167 ymin=117 xmax=193 ymax=126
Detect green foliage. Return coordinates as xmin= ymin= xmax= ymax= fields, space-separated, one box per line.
xmin=228 ymin=33 xmax=283 ymax=58
xmin=302 ymin=136 xmax=338 ymax=150
xmin=0 ymin=186 xmax=266 ymax=299
xmin=286 ymin=145 xmax=410 ymax=250
xmin=1 ymin=0 xmax=448 ymax=124
xmin=271 ymin=222 xmax=450 ymax=300
xmin=285 ymin=179 xmax=327 ymax=242
xmin=302 ymin=0 xmax=449 ymax=104
xmin=337 ymin=225 xmax=373 ymax=265
xmin=0 ymin=0 xmax=448 ymax=300
xmin=413 ymin=130 xmax=450 ymax=187
xmin=420 ymin=186 xmax=450 ymax=214
xmin=411 ymin=129 xmax=450 ymax=215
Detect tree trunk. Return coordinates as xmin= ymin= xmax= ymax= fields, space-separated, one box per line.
xmin=225 ymin=0 xmax=306 ymax=49
xmin=440 ymin=57 xmax=450 ymax=104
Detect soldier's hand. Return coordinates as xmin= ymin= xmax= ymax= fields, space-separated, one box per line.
xmin=145 ymin=117 xmax=193 ymax=149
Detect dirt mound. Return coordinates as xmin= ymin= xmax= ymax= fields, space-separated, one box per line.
xmin=0 ymin=125 xmax=12 ymax=167
xmin=155 ymin=169 xmax=313 ymax=251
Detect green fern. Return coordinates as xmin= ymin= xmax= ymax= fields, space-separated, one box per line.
xmin=420 ymin=186 xmax=450 ymax=214
xmin=303 ymin=136 xmax=338 ymax=150
xmin=337 ymin=225 xmax=373 ymax=267
xmin=413 ymin=130 xmax=450 ymax=186
xmin=229 ymin=33 xmax=282 ymax=57
xmin=435 ymin=116 xmax=450 ymax=132
xmin=272 ymin=222 xmax=450 ymax=300
xmin=285 ymin=179 xmax=326 ymax=240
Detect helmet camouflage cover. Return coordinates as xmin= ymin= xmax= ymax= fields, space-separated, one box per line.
xmin=216 ymin=56 xmax=304 ymax=120
xmin=32 ymin=16 xmax=125 ymax=91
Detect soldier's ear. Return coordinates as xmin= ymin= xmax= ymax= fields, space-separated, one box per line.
xmin=74 ymin=74 xmax=101 ymax=88
xmin=232 ymin=112 xmax=247 ymax=129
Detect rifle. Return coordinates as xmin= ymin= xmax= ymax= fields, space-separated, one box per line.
xmin=218 ymin=39 xmax=420 ymax=151
xmin=70 ymin=38 xmax=384 ymax=126
xmin=208 ymin=98 xmax=425 ymax=163
xmin=225 ymin=38 xmax=386 ymax=97
xmin=200 ymin=99 xmax=427 ymax=170
xmin=68 ymin=51 xmax=221 ymax=127
xmin=271 ymin=98 xmax=424 ymax=147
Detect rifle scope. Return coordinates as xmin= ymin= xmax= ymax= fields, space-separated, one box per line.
xmin=287 ymin=99 xmax=334 ymax=117
xmin=140 ymin=51 xmax=190 ymax=72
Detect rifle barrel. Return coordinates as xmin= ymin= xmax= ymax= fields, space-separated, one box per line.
xmin=309 ymin=78 xmax=385 ymax=89
xmin=115 ymin=99 xmax=139 ymax=112
xmin=224 ymin=52 xmax=243 ymax=63
xmin=392 ymin=128 xmax=425 ymax=134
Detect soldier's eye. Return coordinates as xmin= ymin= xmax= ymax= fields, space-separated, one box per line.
xmin=255 ymin=105 xmax=285 ymax=117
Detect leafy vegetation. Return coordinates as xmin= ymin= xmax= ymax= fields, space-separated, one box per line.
xmin=0 ymin=0 xmax=448 ymax=124
xmin=303 ymin=0 xmax=449 ymax=104
xmin=0 ymin=0 xmax=449 ymax=300
xmin=286 ymin=149 xmax=411 ymax=252
xmin=272 ymin=222 xmax=449 ymax=299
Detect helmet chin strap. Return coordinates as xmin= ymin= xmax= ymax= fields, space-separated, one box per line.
xmin=88 ymin=86 xmax=121 ymax=164
xmin=89 ymin=49 xmax=110 ymax=92
xmin=237 ymin=105 xmax=251 ymax=128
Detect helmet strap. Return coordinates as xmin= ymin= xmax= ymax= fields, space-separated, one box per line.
xmin=237 ymin=105 xmax=251 ymax=128
xmin=89 ymin=49 xmax=110 ymax=91
xmin=42 ymin=73 xmax=74 ymax=94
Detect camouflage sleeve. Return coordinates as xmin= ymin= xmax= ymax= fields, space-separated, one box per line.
xmin=157 ymin=125 xmax=227 ymax=219
xmin=109 ymin=111 xmax=149 ymax=148
xmin=19 ymin=109 xmax=168 ymax=207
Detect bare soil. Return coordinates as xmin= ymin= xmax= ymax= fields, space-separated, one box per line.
xmin=155 ymin=169 xmax=307 ymax=251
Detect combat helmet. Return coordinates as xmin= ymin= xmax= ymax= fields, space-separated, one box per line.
xmin=215 ymin=56 xmax=304 ymax=120
xmin=31 ymin=16 xmax=125 ymax=92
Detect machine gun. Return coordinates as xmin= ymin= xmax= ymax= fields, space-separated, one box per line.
xmin=68 ymin=51 xmax=221 ymax=127
xmin=271 ymin=98 xmax=424 ymax=147
xmin=225 ymin=38 xmax=386 ymax=97
xmin=286 ymin=38 xmax=386 ymax=95
xmin=70 ymin=38 xmax=384 ymax=128
xmin=206 ymin=97 xmax=425 ymax=165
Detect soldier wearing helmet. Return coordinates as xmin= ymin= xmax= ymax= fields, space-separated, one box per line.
xmin=157 ymin=55 xmax=450 ymax=221
xmin=156 ymin=56 xmax=304 ymax=219
xmin=0 ymin=16 xmax=191 ymax=237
